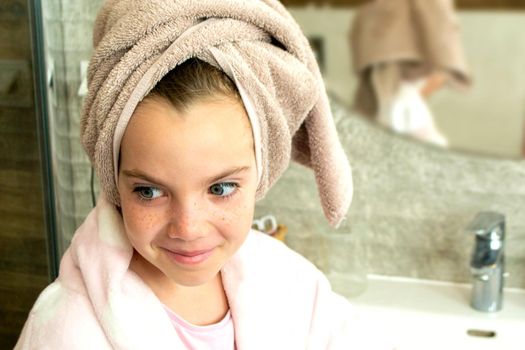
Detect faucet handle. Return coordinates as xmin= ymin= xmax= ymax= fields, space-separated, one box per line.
xmin=466 ymin=211 xmax=505 ymax=240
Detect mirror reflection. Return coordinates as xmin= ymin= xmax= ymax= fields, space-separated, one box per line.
xmin=284 ymin=1 xmax=525 ymax=158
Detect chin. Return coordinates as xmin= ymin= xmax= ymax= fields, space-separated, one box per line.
xmin=169 ymin=269 xmax=219 ymax=287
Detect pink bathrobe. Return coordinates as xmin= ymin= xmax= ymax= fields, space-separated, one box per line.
xmin=15 ymin=196 xmax=387 ymax=349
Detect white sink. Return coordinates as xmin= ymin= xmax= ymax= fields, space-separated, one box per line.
xmin=330 ymin=274 xmax=525 ymax=350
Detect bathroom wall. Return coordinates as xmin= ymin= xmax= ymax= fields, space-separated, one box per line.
xmin=255 ymin=104 xmax=525 ymax=289
xmin=0 ymin=0 xmax=49 ymax=347
xmin=45 ymin=2 xmax=525 ymax=289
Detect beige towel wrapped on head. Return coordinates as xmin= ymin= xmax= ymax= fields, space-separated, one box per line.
xmin=350 ymin=0 xmax=471 ymax=119
xmin=80 ymin=0 xmax=352 ymax=228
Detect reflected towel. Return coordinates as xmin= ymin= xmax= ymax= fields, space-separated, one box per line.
xmin=350 ymin=0 xmax=471 ymax=119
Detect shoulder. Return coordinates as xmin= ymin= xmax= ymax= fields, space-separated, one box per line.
xmin=223 ymin=230 xmax=364 ymax=348
xmin=224 ymin=229 xmax=330 ymax=299
xmin=243 ymin=229 xmax=325 ymax=279
xmin=15 ymin=281 xmax=110 ymax=349
xmin=241 ymin=231 xmax=357 ymax=315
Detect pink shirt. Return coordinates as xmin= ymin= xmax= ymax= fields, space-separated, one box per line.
xmin=163 ymin=306 xmax=235 ymax=350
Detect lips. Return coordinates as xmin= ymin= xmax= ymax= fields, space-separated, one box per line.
xmin=163 ymin=247 xmax=214 ymax=265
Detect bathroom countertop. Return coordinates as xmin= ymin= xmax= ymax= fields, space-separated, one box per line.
xmin=347 ymin=274 xmax=525 ymax=323
xmin=339 ymin=275 xmax=525 ymax=350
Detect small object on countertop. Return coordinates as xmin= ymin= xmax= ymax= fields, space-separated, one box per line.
xmin=252 ymin=215 xmax=287 ymax=241
xmin=271 ymin=224 xmax=288 ymax=242
xmin=252 ymin=215 xmax=277 ymax=234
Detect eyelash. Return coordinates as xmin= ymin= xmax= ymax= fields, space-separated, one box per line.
xmin=132 ymin=186 xmax=164 ymax=202
xmin=209 ymin=182 xmax=239 ymax=200
xmin=131 ymin=182 xmax=240 ymax=202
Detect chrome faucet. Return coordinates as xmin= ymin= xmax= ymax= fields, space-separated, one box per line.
xmin=466 ymin=211 xmax=505 ymax=312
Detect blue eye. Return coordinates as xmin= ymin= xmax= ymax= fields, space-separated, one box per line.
xmin=134 ymin=186 xmax=163 ymax=200
xmin=209 ymin=182 xmax=238 ymax=197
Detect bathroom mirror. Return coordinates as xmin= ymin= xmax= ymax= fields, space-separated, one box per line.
xmin=283 ymin=0 xmax=525 ymax=159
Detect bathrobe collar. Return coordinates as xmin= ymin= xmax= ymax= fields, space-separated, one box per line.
xmin=63 ymin=194 xmax=320 ymax=349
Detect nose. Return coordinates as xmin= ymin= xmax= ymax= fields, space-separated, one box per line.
xmin=166 ymin=198 xmax=206 ymax=241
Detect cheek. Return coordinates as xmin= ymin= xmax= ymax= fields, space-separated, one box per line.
xmin=121 ymin=202 xmax=163 ymax=240
xmin=211 ymin=194 xmax=255 ymax=231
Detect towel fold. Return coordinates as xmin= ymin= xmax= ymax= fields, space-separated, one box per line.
xmin=80 ymin=0 xmax=352 ymax=227
xmin=350 ymin=0 xmax=471 ymax=119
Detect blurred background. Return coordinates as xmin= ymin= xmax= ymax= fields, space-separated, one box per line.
xmin=2 ymin=0 xmax=525 ymax=348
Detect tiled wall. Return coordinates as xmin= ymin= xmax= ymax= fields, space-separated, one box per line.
xmin=45 ymin=3 xmax=525 ymax=289
xmin=42 ymin=0 xmax=103 ymax=251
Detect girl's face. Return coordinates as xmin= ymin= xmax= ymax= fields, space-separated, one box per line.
xmin=118 ymin=96 xmax=257 ymax=287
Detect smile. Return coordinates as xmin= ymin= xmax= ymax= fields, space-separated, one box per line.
xmin=164 ymin=248 xmax=214 ymax=265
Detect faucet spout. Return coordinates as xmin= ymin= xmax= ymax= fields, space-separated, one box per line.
xmin=466 ymin=211 xmax=505 ymax=312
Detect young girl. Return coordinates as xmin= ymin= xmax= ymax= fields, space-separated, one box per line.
xmin=16 ymin=1 xmax=389 ymax=349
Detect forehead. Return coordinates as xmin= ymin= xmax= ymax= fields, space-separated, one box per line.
xmin=119 ymin=96 xmax=254 ymax=179
xmin=128 ymin=95 xmax=252 ymax=144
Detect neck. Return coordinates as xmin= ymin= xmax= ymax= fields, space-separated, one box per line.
xmin=129 ymin=250 xmax=229 ymax=326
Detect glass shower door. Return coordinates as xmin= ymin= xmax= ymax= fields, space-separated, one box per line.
xmin=0 ymin=0 xmax=55 ymax=347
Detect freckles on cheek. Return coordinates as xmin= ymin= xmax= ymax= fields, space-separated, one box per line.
xmin=212 ymin=202 xmax=253 ymax=227
xmin=211 ymin=208 xmax=233 ymax=225
xmin=124 ymin=205 xmax=160 ymax=233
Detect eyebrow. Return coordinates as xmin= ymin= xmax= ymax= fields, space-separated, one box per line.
xmin=121 ymin=166 xmax=251 ymax=186
xmin=204 ymin=166 xmax=251 ymax=184
xmin=121 ymin=169 xmax=165 ymax=185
